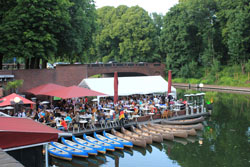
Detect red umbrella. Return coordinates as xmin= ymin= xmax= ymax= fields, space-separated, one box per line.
xmin=26 ymin=83 xmax=66 ymax=95
xmin=114 ymin=72 xmax=118 ymax=104
xmin=0 ymin=93 xmax=35 ymax=107
xmin=43 ymin=86 xmax=107 ymax=99
xmin=168 ymin=70 xmax=172 ymax=95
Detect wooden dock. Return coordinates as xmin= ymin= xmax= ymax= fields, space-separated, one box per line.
xmin=173 ymin=83 xmax=250 ymax=94
xmin=61 ymin=112 xmax=210 ymax=137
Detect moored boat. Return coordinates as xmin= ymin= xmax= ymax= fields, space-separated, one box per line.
xmin=50 ymin=142 xmax=88 ymax=158
xmin=72 ymin=136 xmax=106 ymax=154
xmin=93 ymin=132 xmax=124 ymax=150
xmin=61 ymin=137 xmax=98 ymax=155
xmin=130 ymin=126 xmax=163 ymax=143
xmin=121 ymin=127 xmax=153 ymax=144
xmin=48 ymin=144 xmax=72 ymax=161
xmin=103 ymin=131 xmax=133 ymax=148
xmin=83 ymin=134 xmax=115 ymax=151
xmin=111 ymin=129 xmax=147 ymax=148
xmin=138 ymin=125 xmax=174 ymax=141
xmin=162 ymin=116 xmax=205 ymax=125
xmin=151 ymin=124 xmax=197 ymax=136
xmin=143 ymin=124 xmax=188 ymax=138
xmin=159 ymin=123 xmax=204 ymax=130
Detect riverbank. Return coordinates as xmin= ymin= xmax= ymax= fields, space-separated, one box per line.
xmin=173 ymin=83 xmax=250 ymax=94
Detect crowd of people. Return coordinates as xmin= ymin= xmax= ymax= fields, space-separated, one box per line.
xmin=10 ymin=94 xmax=180 ymax=131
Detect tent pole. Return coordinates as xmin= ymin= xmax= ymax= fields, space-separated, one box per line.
xmin=45 ymin=143 xmax=49 ymax=167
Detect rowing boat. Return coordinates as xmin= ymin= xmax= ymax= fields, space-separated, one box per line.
xmin=83 ymin=134 xmax=115 ymax=151
xmin=162 ymin=116 xmax=205 ymax=125
xmin=72 ymin=136 xmax=106 ymax=154
xmin=103 ymin=131 xmax=133 ymax=148
xmin=111 ymin=129 xmax=147 ymax=148
xmin=130 ymin=126 xmax=163 ymax=143
xmin=48 ymin=144 xmax=72 ymax=161
xmin=93 ymin=132 xmax=124 ymax=150
xmin=142 ymin=124 xmax=188 ymax=138
xmin=50 ymin=142 xmax=88 ymax=158
xmin=138 ymin=125 xmax=174 ymax=141
xmin=121 ymin=127 xmax=153 ymax=144
xmin=159 ymin=123 xmax=204 ymax=130
xmin=149 ymin=123 xmax=197 ymax=136
xmin=61 ymin=137 xmax=98 ymax=155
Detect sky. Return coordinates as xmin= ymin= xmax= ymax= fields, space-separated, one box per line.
xmin=94 ymin=0 xmax=179 ymax=14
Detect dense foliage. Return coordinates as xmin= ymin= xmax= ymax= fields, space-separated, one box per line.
xmin=0 ymin=0 xmax=250 ymax=86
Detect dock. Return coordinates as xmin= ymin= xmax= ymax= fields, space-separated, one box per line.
xmin=62 ymin=112 xmax=210 ymax=137
xmin=0 ymin=148 xmax=24 ymax=167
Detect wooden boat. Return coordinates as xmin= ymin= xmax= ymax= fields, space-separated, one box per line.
xmin=61 ymin=137 xmax=98 ymax=155
xmin=48 ymin=144 xmax=72 ymax=161
xmin=83 ymin=134 xmax=115 ymax=151
xmin=144 ymin=124 xmax=188 ymax=138
xmin=111 ymin=129 xmax=147 ymax=148
xmin=72 ymin=136 xmax=106 ymax=154
xmin=133 ymin=146 xmax=147 ymax=156
xmin=148 ymin=123 xmax=197 ymax=136
xmin=174 ymin=138 xmax=188 ymax=145
xmin=138 ymin=125 xmax=174 ymax=140
xmin=93 ymin=132 xmax=124 ymax=150
xmin=162 ymin=116 xmax=205 ymax=125
xmin=103 ymin=131 xmax=133 ymax=148
xmin=121 ymin=127 xmax=153 ymax=144
xmin=130 ymin=126 xmax=163 ymax=143
xmin=159 ymin=123 xmax=204 ymax=130
xmin=50 ymin=142 xmax=88 ymax=158
xmin=146 ymin=144 xmax=152 ymax=153
xmin=147 ymin=124 xmax=190 ymax=137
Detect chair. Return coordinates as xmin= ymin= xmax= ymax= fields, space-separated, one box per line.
xmin=72 ymin=123 xmax=80 ymax=133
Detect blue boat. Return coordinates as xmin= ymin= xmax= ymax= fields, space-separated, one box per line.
xmin=61 ymin=137 xmax=98 ymax=156
xmin=103 ymin=131 xmax=133 ymax=148
xmin=72 ymin=136 xmax=106 ymax=154
xmin=48 ymin=144 xmax=72 ymax=161
xmin=83 ymin=134 xmax=115 ymax=151
xmin=94 ymin=132 xmax=124 ymax=150
xmin=50 ymin=142 xmax=88 ymax=158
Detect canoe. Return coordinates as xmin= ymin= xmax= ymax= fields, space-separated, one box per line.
xmin=50 ymin=142 xmax=88 ymax=158
xmin=143 ymin=124 xmax=188 ymax=138
xmin=61 ymin=137 xmax=98 ymax=155
xmin=83 ymin=134 xmax=115 ymax=151
xmin=121 ymin=127 xmax=152 ymax=144
xmin=93 ymin=132 xmax=124 ymax=150
xmin=162 ymin=116 xmax=205 ymax=125
xmin=72 ymin=136 xmax=106 ymax=154
xmin=151 ymin=123 xmax=197 ymax=136
xmin=111 ymin=129 xmax=147 ymax=148
xmin=174 ymin=138 xmax=188 ymax=145
xmin=138 ymin=125 xmax=174 ymax=141
xmin=48 ymin=144 xmax=72 ymax=161
xmin=103 ymin=131 xmax=133 ymax=148
xmin=159 ymin=123 xmax=204 ymax=130
xmin=130 ymin=126 xmax=163 ymax=143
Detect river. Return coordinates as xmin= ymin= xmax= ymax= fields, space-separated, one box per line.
xmin=51 ymin=91 xmax=250 ymax=167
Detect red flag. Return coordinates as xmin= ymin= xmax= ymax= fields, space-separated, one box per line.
xmin=168 ymin=70 xmax=172 ymax=95
xmin=114 ymin=72 xmax=118 ymax=104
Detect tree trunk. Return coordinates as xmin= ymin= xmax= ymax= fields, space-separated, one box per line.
xmin=34 ymin=57 xmax=40 ymax=69
xmin=0 ymin=54 xmax=3 ymax=70
xmin=30 ymin=58 xmax=36 ymax=69
xmin=42 ymin=59 xmax=48 ymax=69
xmin=241 ymin=63 xmax=245 ymax=74
xmin=25 ymin=58 xmax=30 ymax=69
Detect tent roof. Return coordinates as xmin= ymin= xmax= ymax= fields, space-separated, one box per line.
xmin=25 ymin=83 xmax=66 ymax=95
xmin=78 ymin=75 xmax=176 ymax=96
xmin=0 ymin=93 xmax=35 ymax=107
xmin=0 ymin=117 xmax=61 ymax=149
xmin=43 ymin=86 xmax=107 ymax=99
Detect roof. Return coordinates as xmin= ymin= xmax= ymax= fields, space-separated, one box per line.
xmin=0 ymin=93 xmax=35 ymax=107
xmin=26 ymin=83 xmax=66 ymax=95
xmin=0 ymin=117 xmax=61 ymax=149
xmin=43 ymin=85 xmax=107 ymax=99
xmin=78 ymin=75 xmax=176 ymax=96
xmin=0 ymin=148 xmax=24 ymax=167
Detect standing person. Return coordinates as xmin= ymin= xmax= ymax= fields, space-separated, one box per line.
xmin=119 ymin=109 xmax=125 ymax=127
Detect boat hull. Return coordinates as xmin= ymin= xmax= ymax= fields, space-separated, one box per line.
xmin=103 ymin=131 xmax=133 ymax=148
xmin=162 ymin=116 xmax=205 ymax=125
xmin=121 ymin=127 xmax=153 ymax=144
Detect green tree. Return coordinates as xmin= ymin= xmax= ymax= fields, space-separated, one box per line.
xmin=5 ymin=80 xmax=23 ymax=93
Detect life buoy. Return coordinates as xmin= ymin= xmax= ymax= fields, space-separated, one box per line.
xmin=151 ymin=107 xmax=157 ymax=113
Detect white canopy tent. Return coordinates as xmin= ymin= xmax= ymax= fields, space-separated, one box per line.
xmin=78 ymin=76 xmax=176 ymax=98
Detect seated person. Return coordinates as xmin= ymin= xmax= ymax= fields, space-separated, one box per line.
xmin=58 ymin=118 xmax=67 ymax=131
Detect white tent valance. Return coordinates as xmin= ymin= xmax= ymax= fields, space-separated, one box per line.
xmin=78 ymin=76 xmax=176 ymax=97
